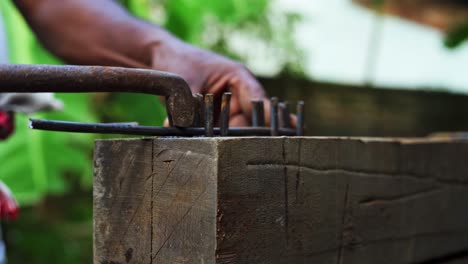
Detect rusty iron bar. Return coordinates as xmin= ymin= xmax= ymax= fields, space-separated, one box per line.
xmin=278 ymin=101 xmax=292 ymax=129
xmin=204 ymin=94 xmax=214 ymax=137
xmin=29 ymin=119 xmax=297 ymax=137
xmin=270 ymin=97 xmax=279 ymax=136
xmin=0 ymin=64 xmax=197 ymax=127
xmin=251 ymin=100 xmax=265 ymax=127
xmin=296 ymin=101 xmax=305 ymax=136
xmin=220 ymin=92 xmax=232 ymax=136
xmin=193 ymin=93 xmax=204 ymax=127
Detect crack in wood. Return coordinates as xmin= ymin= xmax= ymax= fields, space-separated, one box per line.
xmin=117 ymin=177 xmax=153 ymax=245
xmin=295 ymin=139 xmax=303 ymax=205
xmin=337 ymin=183 xmax=350 ymax=264
xmin=359 ymin=186 xmax=443 ymax=206
xmin=282 ymin=139 xmax=289 ymax=244
xmin=246 ymin=163 xmax=468 ymax=187
xmin=152 ymin=151 xmax=188 ymax=202
xmin=150 ymin=140 xmax=154 ymax=264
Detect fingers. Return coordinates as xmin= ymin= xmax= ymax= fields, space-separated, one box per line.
xmin=229 ymin=114 xmax=249 ymax=127
xmin=228 ymin=69 xmax=297 ymax=129
xmin=260 ymin=99 xmax=297 ymax=129
xmin=290 ymin=114 xmax=298 ymax=128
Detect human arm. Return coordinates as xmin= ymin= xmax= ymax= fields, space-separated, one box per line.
xmin=13 ymin=0 xmax=271 ymax=126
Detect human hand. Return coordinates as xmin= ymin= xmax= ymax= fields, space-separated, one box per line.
xmin=151 ymin=39 xmax=275 ymax=127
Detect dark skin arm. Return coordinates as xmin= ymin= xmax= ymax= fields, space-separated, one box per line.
xmin=13 ymin=0 xmax=276 ymax=126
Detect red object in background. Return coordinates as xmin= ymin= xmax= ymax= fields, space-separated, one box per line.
xmin=0 ymin=111 xmax=18 ymax=220
xmin=0 ymin=181 xmax=18 ymax=221
xmin=0 ymin=111 xmax=14 ymax=140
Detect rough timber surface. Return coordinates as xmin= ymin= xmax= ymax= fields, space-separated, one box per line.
xmin=94 ymin=137 xmax=468 ymax=264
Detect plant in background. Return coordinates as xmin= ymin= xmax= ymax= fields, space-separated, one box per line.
xmin=149 ymin=0 xmax=305 ymax=75
xmin=0 ymin=94 xmax=97 ymax=205
xmin=444 ymin=22 xmax=468 ymax=49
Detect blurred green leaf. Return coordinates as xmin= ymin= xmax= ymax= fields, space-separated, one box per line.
xmin=150 ymin=0 xmax=304 ymax=75
xmin=0 ymin=94 xmax=97 ymax=206
xmin=444 ymin=23 xmax=468 ymax=49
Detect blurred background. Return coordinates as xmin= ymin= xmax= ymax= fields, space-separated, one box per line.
xmin=2 ymin=0 xmax=468 ymax=262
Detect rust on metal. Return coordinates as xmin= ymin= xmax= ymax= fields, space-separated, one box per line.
xmin=193 ymin=93 xmax=205 ymax=127
xmin=0 ymin=64 xmax=197 ymax=127
xmin=29 ymin=119 xmax=297 ymax=137
xmin=270 ymin=97 xmax=279 ymax=136
xmin=251 ymin=100 xmax=265 ymax=127
xmin=278 ymin=101 xmax=292 ymax=129
xmin=204 ymin=94 xmax=214 ymax=137
xmin=220 ymin=92 xmax=232 ymax=136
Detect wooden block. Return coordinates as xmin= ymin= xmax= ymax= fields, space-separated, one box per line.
xmin=94 ymin=137 xmax=468 ymax=264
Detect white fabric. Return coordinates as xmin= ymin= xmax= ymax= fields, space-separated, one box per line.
xmin=0 ymin=93 xmax=63 ymax=113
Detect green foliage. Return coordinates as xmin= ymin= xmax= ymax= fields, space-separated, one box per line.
xmin=161 ymin=0 xmax=269 ymax=43
xmin=151 ymin=0 xmax=304 ymax=74
xmin=96 ymin=93 xmax=166 ymax=127
xmin=0 ymin=94 xmax=97 ymax=205
xmin=371 ymin=0 xmax=386 ymax=7
xmin=444 ymin=23 xmax=468 ymax=49
xmin=5 ymin=190 xmax=93 ymax=263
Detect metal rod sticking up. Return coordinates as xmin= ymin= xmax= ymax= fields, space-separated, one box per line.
xmin=270 ymin=97 xmax=279 ymax=136
xmin=296 ymin=101 xmax=305 ymax=136
xmin=251 ymin=100 xmax=265 ymax=127
xmin=220 ymin=92 xmax=232 ymax=136
xmin=278 ymin=101 xmax=292 ymax=129
xmin=204 ymin=94 xmax=214 ymax=137
xmin=194 ymin=93 xmax=204 ymax=127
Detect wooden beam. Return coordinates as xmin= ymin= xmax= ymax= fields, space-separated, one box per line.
xmin=94 ymin=137 xmax=468 ymax=263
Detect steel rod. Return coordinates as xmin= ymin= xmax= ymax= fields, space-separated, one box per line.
xmin=204 ymin=94 xmax=214 ymax=137
xmin=251 ymin=100 xmax=265 ymax=127
xmin=270 ymin=97 xmax=279 ymax=136
xmin=29 ymin=119 xmax=297 ymax=137
xmin=194 ymin=93 xmax=204 ymax=127
xmin=296 ymin=101 xmax=305 ymax=136
xmin=278 ymin=102 xmax=292 ymax=129
xmin=220 ymin=92 xmax=232 ymax=136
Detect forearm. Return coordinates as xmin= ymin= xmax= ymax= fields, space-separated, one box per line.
xmin=13 ymin=0 xmax=175 ymax=68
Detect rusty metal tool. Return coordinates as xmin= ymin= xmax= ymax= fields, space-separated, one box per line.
xmin=0 ymin=64 xmax=196 ymax=127
xmin=0 ymin=64 xmax=305 ymax=137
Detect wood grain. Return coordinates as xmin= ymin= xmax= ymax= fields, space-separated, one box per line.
xmin=94 ymin=137 xmax=468 ymax=264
